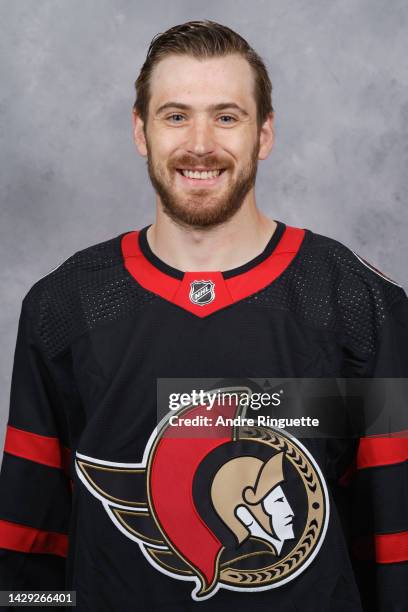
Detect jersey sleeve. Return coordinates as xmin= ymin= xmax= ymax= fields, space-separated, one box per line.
xmin=350 ymin=293 xmax=408 ymax=612
xmin=0 ymin=293 xmax=73 ymax=591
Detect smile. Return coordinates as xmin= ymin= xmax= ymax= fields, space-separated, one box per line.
xmin=174 ymin=167 xmax=228 ymax=188
xmin=177 ymin=169 xmax=226 ymax=180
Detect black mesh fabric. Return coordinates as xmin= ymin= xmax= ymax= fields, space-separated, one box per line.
xmin=245 ymin=231 xmax=404 ymax=357
xmin=24 ymin=233 xmax=159 ymax=359
xmin=23 ymin=229 xmax=404 ymax=362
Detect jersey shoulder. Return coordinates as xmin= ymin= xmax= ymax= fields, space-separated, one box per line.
xmin=248 ymin=225 xmax=406 ymax=359
xmin=22 ymin=231 xmax=154 ymax=358
xmin=300 ymin=227 xmax=406 ymax=351
xmin=24 ymin=231 xmax=127 ymax=304
xmin=304 ymin=228 xmax=404 ymax=291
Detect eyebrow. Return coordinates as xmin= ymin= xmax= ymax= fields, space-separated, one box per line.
xmin=155 ymin=101 xmax=250 ymax=117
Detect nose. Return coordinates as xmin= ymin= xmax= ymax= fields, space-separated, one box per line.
xmin=185 ymin=117 xmax=215 ymax=157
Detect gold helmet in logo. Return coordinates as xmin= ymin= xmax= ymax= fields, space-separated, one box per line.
xmin=211 ymin=452 xmax=287 ymax=546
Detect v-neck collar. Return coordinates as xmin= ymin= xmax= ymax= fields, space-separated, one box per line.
xmin=138 ymin=221 xmax=287 ymax=280
xmin=121 ymin=221 xmax=306 ymax=318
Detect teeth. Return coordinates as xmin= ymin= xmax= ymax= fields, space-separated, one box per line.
xmin=181 ymin=169 xmax=221 ymax=179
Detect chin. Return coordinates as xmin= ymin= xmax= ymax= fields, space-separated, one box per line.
xmin=172 ymin=200 xmax=226 ymax=217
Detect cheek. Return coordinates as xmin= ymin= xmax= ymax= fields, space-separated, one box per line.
xmin=145 ymin=134 xmax=170 ymax=163
xmin=151 ymin=128 xmax=185 ymax=156
xmin=220 ymin=128 xmax=257 ymax=156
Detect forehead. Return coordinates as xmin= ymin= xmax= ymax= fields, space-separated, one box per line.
xmin=148 ymin=54 xmax=256 ymax=112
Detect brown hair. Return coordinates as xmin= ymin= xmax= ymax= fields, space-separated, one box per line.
xmin=133 ymin=20 xmax=273 ymax=129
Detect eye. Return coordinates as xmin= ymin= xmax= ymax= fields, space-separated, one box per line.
xmin=218 ymin=115 xmax=237 ymax=125
xmin=166 ymin=113 xmax=186 ymax=123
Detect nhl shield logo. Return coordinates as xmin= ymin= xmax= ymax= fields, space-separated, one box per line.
xmin=189 ymin=280 xmax=215 ymax=306
xmin=76 ymin=386 xmax=329 ymax=601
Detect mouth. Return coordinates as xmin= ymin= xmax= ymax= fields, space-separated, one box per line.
xmin=175 ymin=168 xmax=227 ymax=187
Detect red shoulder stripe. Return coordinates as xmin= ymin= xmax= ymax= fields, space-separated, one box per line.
xmin=353 ymin=531 xmax=408 ymax=564
xmin=4 ymin=425 xmax=71 ymax=477
xmin=357 ymin=432 xmax=408 ymax=469
xmin=0 ymin=519 xmax=68 ymax=558
xmin=376 ymin=531 xmax=408 ymax=564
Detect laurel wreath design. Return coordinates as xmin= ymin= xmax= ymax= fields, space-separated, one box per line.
xmin=220 ymin=426 xmax=324 ymax=586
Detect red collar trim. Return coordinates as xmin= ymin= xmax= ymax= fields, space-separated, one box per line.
xmin=121 ymin=225 xmax=305 ymax=317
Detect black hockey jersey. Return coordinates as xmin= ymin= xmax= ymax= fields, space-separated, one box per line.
xmin=1 ymin=219 xmax=407 ymax=611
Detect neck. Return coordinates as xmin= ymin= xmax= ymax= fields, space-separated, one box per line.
xmin=147 ymin=193 xmax=277 ymax=273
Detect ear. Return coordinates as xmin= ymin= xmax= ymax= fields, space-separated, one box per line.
xmin=132 ymin=109 xmax=148 ymax=157
xmin=258 ymin=112 xmax=275 ymax=160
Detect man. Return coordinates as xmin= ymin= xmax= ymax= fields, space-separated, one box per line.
xmin=0 ymin=20 xmax=407 ymax=612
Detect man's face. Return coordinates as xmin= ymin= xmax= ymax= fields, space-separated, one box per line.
xmin=133 ymin=54 xmax=274 ymax=228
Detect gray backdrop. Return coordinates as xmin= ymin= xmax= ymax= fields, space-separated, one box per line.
xmin=1 ymin=0 xmax=407 ymax=451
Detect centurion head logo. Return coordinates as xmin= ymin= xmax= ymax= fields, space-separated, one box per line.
xmin=75 ymin=387 xmax=329 ymax=601
xmin=211 ymin=452 xmax=295 ymax=557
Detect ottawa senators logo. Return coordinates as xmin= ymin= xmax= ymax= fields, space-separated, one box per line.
xmin=75 ymin=387 xmax=329 ymax=601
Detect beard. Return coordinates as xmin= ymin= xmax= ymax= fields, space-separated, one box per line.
xmin=145 ymin=140 xmax=260 ymax=230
